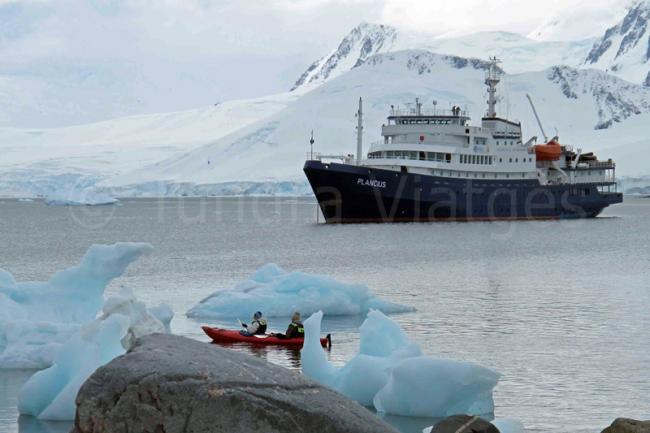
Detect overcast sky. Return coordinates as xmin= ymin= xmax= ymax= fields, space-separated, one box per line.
xmin=0 ymin=0 xmax=633 ymax=126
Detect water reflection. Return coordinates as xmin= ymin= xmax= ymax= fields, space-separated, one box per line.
xmin=18 ymin=417 xmax=71 ymax=433
xmin=210 ymin=342 xmax=303 ymax=370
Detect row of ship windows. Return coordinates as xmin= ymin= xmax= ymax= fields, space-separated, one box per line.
xmin=368 ymin=151 xmax=452 ymax=162
xmin=396 ymin=119 xmax=456 ymax=125
xmin=432 ymin=170 xmax=528 ymax=180
xmin=460 ymin=154 xmax=493 ymax=165
xmin=369 ymin=151 xmax=534 ymax=165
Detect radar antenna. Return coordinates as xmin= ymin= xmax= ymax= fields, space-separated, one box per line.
xmin=485 ymin=57 xmax=501 ymax=118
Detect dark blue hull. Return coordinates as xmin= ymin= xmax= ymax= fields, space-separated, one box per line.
xmin=303 ymin=160 xmax=623 ymax=223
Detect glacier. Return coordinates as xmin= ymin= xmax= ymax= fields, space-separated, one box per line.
xmin=17 ymin=287 xmax=172 ymax=421
xmin=0 ymin=242 xmax=153 ymax=368
xmin=186 ymin=263 xmax=414 ymax=319
xmin=44 ymin=188 xmax=118 ymax=206
xmin=301 ymin=310 xmax=500 ymax=418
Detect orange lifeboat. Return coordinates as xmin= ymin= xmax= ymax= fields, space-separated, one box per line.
xmin=534 ymin=139 xmax=562 ymax=161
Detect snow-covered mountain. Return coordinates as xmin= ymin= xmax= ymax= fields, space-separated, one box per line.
xmin=0 ymin=93 xmax=297 ymax=197
xmin=96 ymin=50 xmax=650 ymax=196
xmin=3 ymin=20 xmax=650 ymax=198
xmin=291 ymin=23 xmax=596 ymax=92
xmin=585 ymin=0 xmax=650 ymax=86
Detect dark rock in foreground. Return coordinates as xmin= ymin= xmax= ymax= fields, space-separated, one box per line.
xmin=72 ymin=333 xmax=398 ymax=433
xmin=430 ymin=415 xmax=500 ymax=433
xmin=602 ymin=418 xmax=650 ymax=433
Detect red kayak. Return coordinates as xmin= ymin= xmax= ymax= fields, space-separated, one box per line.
xmin=202 ymin=326 xmax=331 ymax=349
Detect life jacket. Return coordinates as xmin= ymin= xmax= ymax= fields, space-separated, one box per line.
xmin=253 ymin=318 xmax=267 ymax=334
xmin=288 ymin=321 xmax=304 ymax=338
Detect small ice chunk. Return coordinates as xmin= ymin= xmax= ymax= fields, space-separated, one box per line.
xmin=0 ymin=242 xmax=152 ymax=368
xmin=302 ymin=310 xmax=421 ymax=406
xmin=302 ymin=310 xmax=500 ymax=417
xmin=492 ymin=418 xmax=526 ymax=433
xmin=18 ymin=313 xmax=130 ymax=420
xmin=187 ymin=263 xmax=414 ymax=318
xmin=18 ymin=289 xmax=171 ymax=420
xmin=373 ymin=356 xmax=500 ymax=417
xmin=148 ymin=304 xmax=174 ymax=333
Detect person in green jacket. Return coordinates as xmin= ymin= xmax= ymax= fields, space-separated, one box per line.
xmin=275 ymin=312 xmax=304 ymax=339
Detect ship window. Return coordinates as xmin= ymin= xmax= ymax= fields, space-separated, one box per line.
xmin=515 ymin=158 xmax=518 ymax=163
xmin=496 ymin=141 xmax=500 ymax=145
xmin=499 ymin=158 xmax=503 ymax=163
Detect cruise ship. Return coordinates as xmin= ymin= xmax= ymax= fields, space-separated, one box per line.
xmin=303 ymin=58 xmax=623 ymax=223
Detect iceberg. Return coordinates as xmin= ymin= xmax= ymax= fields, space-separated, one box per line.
xmin=302 ymin=310 xmax=500 ymax=418
xmin=18 ymin=288 xmax=172 ymax=421
xmin=0 ymin=242 xmax=153 ymax=368
xmin=187 ymin=263 xmax=414 ymax=319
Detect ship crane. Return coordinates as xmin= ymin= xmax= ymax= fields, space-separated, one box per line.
xmin=525 ymin=94 xmax=548 ymax=142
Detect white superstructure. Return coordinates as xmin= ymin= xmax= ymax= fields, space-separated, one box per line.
xmin=361 ymin=58 xmax=617 ymax=190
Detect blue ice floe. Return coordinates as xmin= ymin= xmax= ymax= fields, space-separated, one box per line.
xmin=18 ymin=287 xmax=172 ymax=420
xmin=302 ymin=310 xmax=500 ymax=418
xmin=0 ymin=243 xmax=155 ymax=368
xmin=187 ymin=263 xmax=414 ymax=319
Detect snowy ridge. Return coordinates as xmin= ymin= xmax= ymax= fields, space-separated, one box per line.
xmin=547 ymin=66 xmax=650 ymax=129
xmin=585 ymin=0 xmax=650 ymax=86
xmin=291 ymin=23 xmax=398 ymax=90
xmin=290 ymin=23 xmax=597 ymax=92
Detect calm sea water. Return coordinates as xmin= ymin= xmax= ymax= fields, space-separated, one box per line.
xmin=0 ymin=197 xmax=648 ymax=433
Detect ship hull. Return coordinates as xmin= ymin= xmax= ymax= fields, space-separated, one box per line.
xmin=304 ymin=160 xmax=623 ymax=223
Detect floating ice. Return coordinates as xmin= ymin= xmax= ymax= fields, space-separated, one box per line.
xmin=491 ymin=418 xmax=526 ymax=433
xmin=302 ymin=310 xmax=500 ymax=418
xmin=0 ymin=242 xmax=153 ymax=368
xmin=373 ymin=356 xmax=499 ymax=417
xmin=44 ymin=189 xmax=118 ymax=206
xmin=187 ymin=263 xmax=414 ymax=319
xmin=302 ymin=310 xmax=421 ymax=406
xmin=18 ymin=288 xmax=171 ymax=421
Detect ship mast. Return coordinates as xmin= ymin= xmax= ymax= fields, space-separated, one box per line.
xmin=356 ymin=97 xmax=363 ymax=165
xmin=485 ymin=57 xmax=501 ymax=118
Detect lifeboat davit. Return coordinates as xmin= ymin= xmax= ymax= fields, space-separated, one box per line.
xmin=534 ymin=139 xmax=562 ymax=161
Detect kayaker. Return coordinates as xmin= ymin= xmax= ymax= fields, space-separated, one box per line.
xmin=240 ymin=311 xmax=267 ymax=336
xmin=274 ymin=312 xmax=304 ymax=339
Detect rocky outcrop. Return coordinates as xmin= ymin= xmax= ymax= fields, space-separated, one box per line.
xmin=430 ymin=415 xmax=500 ymax=433
xmin=602 ymin=418 xmax=650 ymax=433
xmin=72 ymin=333 xmax=398 ymax=433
